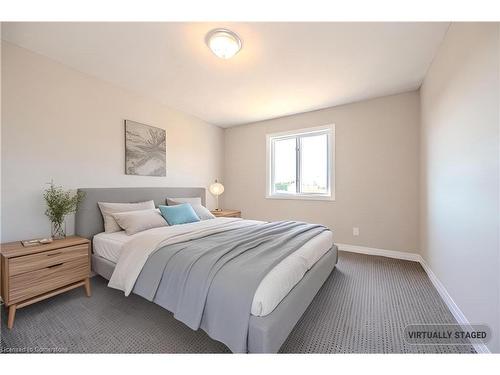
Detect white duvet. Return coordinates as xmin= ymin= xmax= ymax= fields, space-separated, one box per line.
xmin=106 ymin=218 xmax=333 ymax=317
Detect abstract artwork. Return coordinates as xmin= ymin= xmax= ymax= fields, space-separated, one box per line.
xmin=125 ymin=120 xmax=166 ymax=176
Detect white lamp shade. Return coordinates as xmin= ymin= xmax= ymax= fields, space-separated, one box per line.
xmin=209 ymin=181 xmax=225 ymax=196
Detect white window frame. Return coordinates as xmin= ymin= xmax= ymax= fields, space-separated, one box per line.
xmin=266 ymin=124 xmax=335 ymax=201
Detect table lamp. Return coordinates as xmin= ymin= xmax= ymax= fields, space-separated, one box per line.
xmin=209 ymin=179 xmax=225 ymax=211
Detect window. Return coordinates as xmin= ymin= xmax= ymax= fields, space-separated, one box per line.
xmin=266 ymin=124 xmax=335 ymax=200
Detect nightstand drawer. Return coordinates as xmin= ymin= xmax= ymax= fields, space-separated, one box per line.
xmin=211 ymin=210 xmax=241 ymax=218
xmin=224 ymin=212 xmax=240 ymax=218
xmin=9 ymin=244 xmax=89 ymax=276
xmin=9 ymin=257 xmax=89 ymax=304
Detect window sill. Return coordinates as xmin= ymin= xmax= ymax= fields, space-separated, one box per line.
xmin=265 ymin=194 xmax=335 ymax=202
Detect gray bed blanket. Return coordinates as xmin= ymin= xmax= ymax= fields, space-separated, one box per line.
xmin=132 ymin=221 xmax=328 ymax=353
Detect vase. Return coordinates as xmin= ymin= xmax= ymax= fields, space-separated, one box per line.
xmin=51 ymin=220 xmax=66 ymax=240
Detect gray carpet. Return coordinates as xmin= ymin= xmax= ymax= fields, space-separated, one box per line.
xmin=1 ymin=251 xmax=475 ymax=353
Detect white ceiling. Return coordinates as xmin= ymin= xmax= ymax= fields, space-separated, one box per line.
xmin=2 ymin=22 xmax=449 ymax=127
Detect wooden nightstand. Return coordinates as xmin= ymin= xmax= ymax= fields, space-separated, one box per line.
xmin=0 ymin=236 xmax=91 ymax=329
xmin=211 ymin=209 xmax=241 ymax=218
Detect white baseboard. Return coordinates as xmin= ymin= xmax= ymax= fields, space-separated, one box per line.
xmin=417 ymin=256 xmax=491 ymax=354
xmin=336 ymin=243 xmax=421 ymax=262
xmin=337 ymin=243 xmax=491 ymax=354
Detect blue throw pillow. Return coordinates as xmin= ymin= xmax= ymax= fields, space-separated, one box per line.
xmin=159 ymin=203 xmax=200 ymax=225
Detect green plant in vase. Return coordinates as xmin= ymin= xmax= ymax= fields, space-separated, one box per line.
xmin=43 ymin=181 xmax=85 ymax=240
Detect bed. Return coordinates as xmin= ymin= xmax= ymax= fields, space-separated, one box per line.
xmin=75 ymin=187 xmax=338 ymax=353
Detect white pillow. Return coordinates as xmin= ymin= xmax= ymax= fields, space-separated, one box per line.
xmin=112 ymin=209 xmax=168 ymax=235
xmin=166 ymin=197 xmax=215 ymax=220
xmin=98 ymin=200 xmax=155 ymax=233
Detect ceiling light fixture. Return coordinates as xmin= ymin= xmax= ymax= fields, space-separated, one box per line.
xmin=205 ymin=28 xmax=242 ymax=59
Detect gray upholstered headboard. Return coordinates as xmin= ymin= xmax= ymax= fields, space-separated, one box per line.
xmin=75 ymin=187 xmax=206 ymax=239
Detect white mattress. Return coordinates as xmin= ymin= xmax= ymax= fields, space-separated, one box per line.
xmin=93 ymin=227 xmax=333 ymax=317
xmin=93 ymin=231 xmax=132 ymax=264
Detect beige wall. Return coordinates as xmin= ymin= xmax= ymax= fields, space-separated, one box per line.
xmin=1 ymin=42 xmax=224 ymax=242
xmin=224 ymin=91 xmax=420 ymax=253
xmin=420 ymin=23 xmax=500 ymax=353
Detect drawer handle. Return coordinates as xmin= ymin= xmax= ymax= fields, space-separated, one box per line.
xmin=46 ymin=252 xmax=62 ymax=256
xmin=47 ymin=263 xmax=64 ymax=269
